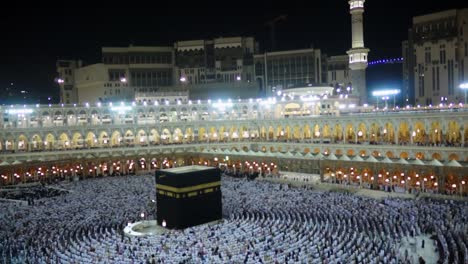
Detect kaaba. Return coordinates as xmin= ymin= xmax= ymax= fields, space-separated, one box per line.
xmin=155 ymin=165 xmax=222 ymax=229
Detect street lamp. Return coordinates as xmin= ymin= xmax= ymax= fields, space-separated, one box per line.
xmin=372 ymin=89 xmax=400 ymax=109
xmin=460 ymin=82 xmax=468 ymax=105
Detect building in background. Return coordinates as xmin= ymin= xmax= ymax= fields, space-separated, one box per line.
xmin=326 ymin=55 xmax=351 ymax=91
xmin=402 ymin=40 xmax=413 ymax=104
xmin=403 ymin=9 xmax=468 ymax=106
xmin=100 ymin=46 xmax=175 ymax=102
xmin=174 ymin=36 xmax=258 ymax=100
xmin=56 ymin=38 xmax=261 ymax=104
xmin=254 ymin=48 xmax=323 ymax=97
xmin=56 ymin=60 xmax=81 ymax=104
xmin=57 ymin=46 xmax=175 ymax=104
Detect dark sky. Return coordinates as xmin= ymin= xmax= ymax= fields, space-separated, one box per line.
xmin=0 ymin=1 xmax=466 ymax=103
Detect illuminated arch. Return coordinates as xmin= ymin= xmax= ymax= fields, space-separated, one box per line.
xmin=334 ymin=124 xmax=343 ymax=141
xmin=384 ymin=122 xmax=395 ymax=143
xmin=259 ymin=126 xmax=267 ymax=140
xmin=448 ymin=153 xmax=459 ymax=161
xmin=45 ymin=133 xmax=56 ymax=150
xmin=415 ymin=152 xmax=425 ymax=160
xmin=218 ymin=126 xmax=227 ymax=141
xmin=429 ymin=121 xmax=442 ymax=144
xmin=413 ymin=121 xmax=426 ymax=144
xmin=357 ymin=123 xmax=367 ymax=142
xmin=99 ymin=131 xmax=109 ymax=146
xmin=293 ymin=126 xmax=301 ymax=139
xmin=17 ymin=134 xmax=28 ymax=151
xmin=446 ymin=120 xmax=461 ymax=145
xmin=284 ymin=103 xmax=301 ymax=116
xmin=71 ymin=132 xmax=83 ymax=149
xmin=31 ymin=134 xmax=42 ymax=151
xmin=136 ymin=129 xmax=147 ymax=145
xmin=268 ymin=126 xmax=275 ymax=139
xmin=431 ymin=153 xmax=442 ymax=160
xmin=111 ymin=131 xmax=122 ymax=146
xmin=124 ymin=130 xmax=135 ymax=146
xmin=369 ymin=123 xmax=380 ymax=143
xmin=284 ymin=126 xmax=292 ymax=139
xmin=303 ymin=125 xmax=311 ymax=139
xmin=322 ymin=124 xmax=331 ymax=139
xmin=313 ymin=124 xmax=320 ymax=139
xmin=85 ymin=132 xmax=96 ymax=148
xmin=58 ymin=133 xmax=70 ymax=149
xmin=229 ymin=126 xmax=238 ymax=140
xmin=161 ymin=128 xmax=171 ymax=143
xmin=184 ymin=128 xmax=193 ymax=142
xmin=400 ymin=152 xmax=409 ymax=159
xmin=345 ymin=124 xmax=354 ymax=142
xmin=240 ymin=126 xmax=249 ymax=140
xmin=249 ymin=126 xmax=259 ymax=139
xmin=198 ymin=127 xmax=207 ymax=141
xmin=173 ymin=128 xmax=183 ymax=143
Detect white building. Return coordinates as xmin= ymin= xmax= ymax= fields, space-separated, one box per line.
xmin=403 ymin=9 xmax=468 ymax=106
xmin=135 ymin=89 xmax=189 ymax=105
xmin=56 ymin=46 xmax=175 ymax=104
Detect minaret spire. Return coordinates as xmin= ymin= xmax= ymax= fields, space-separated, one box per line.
xmin=347 ymin=0 xmax=370 ymax=104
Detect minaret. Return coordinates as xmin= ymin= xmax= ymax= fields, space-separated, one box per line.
xmin=347 ymin=0 xmax=370 ymax=105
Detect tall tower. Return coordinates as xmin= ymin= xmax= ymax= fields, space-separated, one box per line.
xmin=346 ymin=0 xmax=370 ymax=105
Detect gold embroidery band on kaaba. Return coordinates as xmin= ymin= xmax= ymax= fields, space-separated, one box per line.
xmin=156 ymin=181 xmax=221 ymax=194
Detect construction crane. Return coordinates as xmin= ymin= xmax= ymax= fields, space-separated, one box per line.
xmin=265 ymin=15 xmax=287 ymax=52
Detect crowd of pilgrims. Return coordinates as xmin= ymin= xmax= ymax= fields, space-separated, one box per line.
xmin=0 ymin=174 xmax=467 ymax=264
xmin=0 ymin=183 xmax=68 ymax=205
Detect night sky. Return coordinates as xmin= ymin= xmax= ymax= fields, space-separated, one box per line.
xmin=0 ymin=1 xmax=465 ymax=104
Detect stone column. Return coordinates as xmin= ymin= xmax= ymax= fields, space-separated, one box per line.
xmin=373 ymin=169 xmax=379 ymax=190
xmin=461 ymin=127 xmax=465 ymax=147
xmin=109 ymin=161 xmax=114 ymax=176
xmin=437 ymin=167 xmax=445 ymax=194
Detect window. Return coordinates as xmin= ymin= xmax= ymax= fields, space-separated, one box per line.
xmin=448 ymin=60 xmax=454 ymax=95
xmin=425 ymin=47 xmax=431 ymax=63
xmin=432 ymin=67 xmax=435 ymax=91
xmin=440 ymin=49 xmax=446 ymax=64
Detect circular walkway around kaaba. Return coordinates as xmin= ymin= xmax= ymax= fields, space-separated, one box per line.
xmin=1 ymin=175 xmax=465 ymax=263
